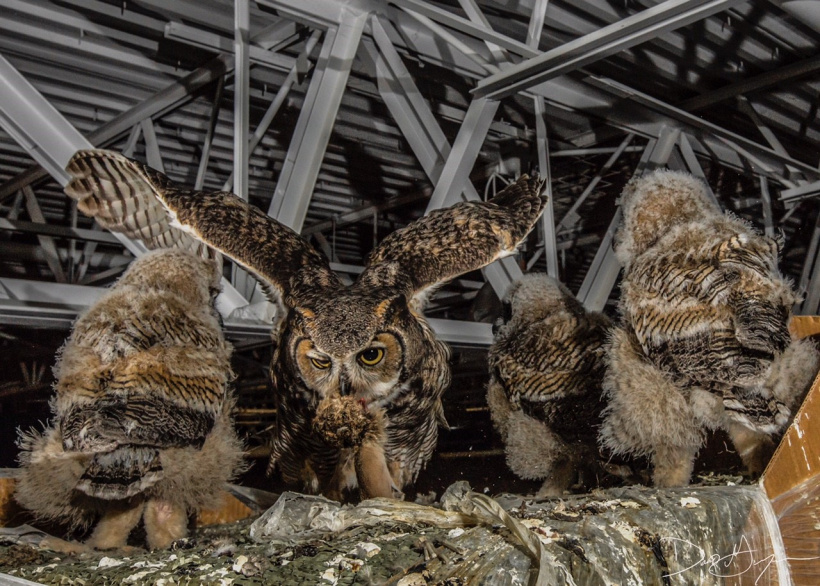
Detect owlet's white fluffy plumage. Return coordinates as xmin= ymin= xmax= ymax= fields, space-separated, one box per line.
xmin=487 ymin=274 xmax=614 ymax=496
xmin=16 ymin=249 xmax=244 ymax=550
xmin=600 ymin=169 xmax=819 ymax=487
xmin=62 ymin=150 xmax=547 ymax=502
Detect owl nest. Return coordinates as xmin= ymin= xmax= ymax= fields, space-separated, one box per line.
xmin=312 ymin=396 xmax=384 ymax=449
xmin=3 ymin=481 xmax=776 ymax=586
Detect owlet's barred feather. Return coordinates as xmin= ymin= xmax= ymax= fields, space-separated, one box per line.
xmin=15 ymin=249 xmax=244 ymax=550
xmin=488 ymin=274 xmax=616 ymax=496
xmin=600 ymin=169 xmax=820 ymax=487
xmin=63 ymin=149 xmax=547 ymax=501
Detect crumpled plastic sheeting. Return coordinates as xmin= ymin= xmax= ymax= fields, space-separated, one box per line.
xmin=250 ymin=481 xmax=783 ymax=586
xmin=249 ymin=490 xmax=474 ymax=544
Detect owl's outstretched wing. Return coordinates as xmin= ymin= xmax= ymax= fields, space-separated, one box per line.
xmin=65 ymin=149 xmax=340 ymax=305
xmin=359 ymin=174 xmax=546 ymax=303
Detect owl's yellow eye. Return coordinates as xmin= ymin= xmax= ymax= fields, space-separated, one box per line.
xmin=310 ymin=356 xmax=331 ymax=369
xmin=358 ymin=347 xmax=384 ymax=366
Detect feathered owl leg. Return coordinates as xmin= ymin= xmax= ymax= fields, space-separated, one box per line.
xmin=356 ymin=440 xmax=394 ymax=500
xmin=144 ymin=499 xmax=188 ymax=550
xmin=651 ymin=445 xmax=698 ymax=488
xmin=724 ymin=420 xmax=775 ymax=477
xmin=601 ymin=327 xmax=704 ymax=487
xmin=536 ymin=455 xmax=576 ymax=498
xmin=503 ymin=410 xmax=574 ymax=495
xmin=85 ymin=500 xmax=145 ymax=550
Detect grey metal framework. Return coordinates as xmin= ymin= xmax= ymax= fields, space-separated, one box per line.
xmin=0 ymin=0 xmax=819 ymax=345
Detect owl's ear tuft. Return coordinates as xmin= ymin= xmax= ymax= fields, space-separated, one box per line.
xmin=374 ymin=294 xmax=409 ymax=321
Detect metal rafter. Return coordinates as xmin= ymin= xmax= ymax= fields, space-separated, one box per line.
xmin=534 ymin=96 xmax=559 ymax=279
xmin=23 ymin=187 xmax=67 ymax=283
xmin=0 ymin=52 xmax=251 ymax=314
xmin=557 ymin=134 xmax=636 ymax=232
xmin=267 ymin=11 xmax=367 ymax=231
xmin=424 ymin=97 xmax=500 ymax=211
xmin=366 ymin=18 xmax=522 ymax=299
xmin=221 ymin=30 xmax=322 ymax=192
xmin=585 ymin=75 xmax=820 ymax=181
xmin=164 ymin=22 xmax=297 ymax=71
xmin=474 ymin=0 xmax=747 ymax=100
xmin=0 ymin=17 xmax=302 ymax=202
xmin=234 ymin=0 xmax=251 ymax=201
xmin=575 ymin=131 xmax=678 ymax=311
xmin=195 ymin=77 xmax=225 ymax=190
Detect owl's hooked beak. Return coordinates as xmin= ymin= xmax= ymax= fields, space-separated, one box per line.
xmin=338 ymin=373 xmax=351 ymax=397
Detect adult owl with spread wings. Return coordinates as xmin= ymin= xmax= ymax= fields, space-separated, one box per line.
xmin=64 ymin=150 xmax=546 ymax=501
xmin=600 ymin=169 xmax=819 ymax=487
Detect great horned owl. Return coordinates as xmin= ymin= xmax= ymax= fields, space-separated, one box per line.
xmin=64 ymin=149 xmax=547 ymax=501
xmin=15 ymin=249 xmax=244 ymax=550
xmin=600 ymin=169 xmax=819 ymax=487
xmin=487 ymin=274 xmax=614 ymax=496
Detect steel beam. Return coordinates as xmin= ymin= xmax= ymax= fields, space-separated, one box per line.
xmin=368 ymin=22 xmax=451 ymax=175
xmin=576 ymin=135 xmax=675 ymax=310
xmin=678 ymin=54 xmax=820 ymax=112
xmin=222 ymin=31 xmax=322 ymax=191
xmin=164 ymin=22 xmax=296 ymax=71
xmin=23 ymin=187 xmax=67 ymax=283
xmin=676 ymin=132 xmax=715 ymax=200
xmin=267 ymin=12 xmax=367 ymax=232
xmin=0 ymin=55 xmax=230 ymax=201
xmin=195 ymin=77 xmax=224 ymax=190
xmin=557 ymin=133 xmax=635 ymax=232
xmin=399 ymin=7 xmax=500 ymax=75
xmin=0 ymin=19 xmax=293 ymax=202
xmin=255 ymin=0 xmax=348 ymax=29
xmin=0 ymin=14 xmax=173 ymax=76
xmin=798 ymin=211 xmax=820 ymax=310
xmin=381 ymin=4 xmax=817 ymax=183
xmin=456 ymin=0 xmax=509 ymax=64
xmin=0 ymin=286 xmax=272 ymax=341
xmin=140 ymin=119 xmax=165 ymax=173
xmin=526 ymin=0 xmax=550 ymax=49
xmin=800 ymin=240 xmax=820 ymax=315
xmin=0 ymin=218 xmax=119 ymax=244
xmin=0 ymin=54 xmax=88 ymax=187
xmin=389 ymin=0 xmax=538 ymax=58
xmin=586 ymin=75 xmax=820 ymax=181
xmin=474 ymin=0 xmax=745 ymax=100
xmin=234 ymin=0 xmax=250 ymax=201
xmin=0 ymin=276 xmax=493 ymax=345
xmin=534 ymin=96 xmax=559 ymax=278
xmin=781 ymin=180 xmax=820 ymax=205
xmin=381 ymin=4 xmax=813 ymax=181
xmin=367 ymin=20 xmax=522 ymax=300
xmin=303 ymin=190 xmax=427 ymax=236
xmin=576 ymin=210 xmax=621 ymax=312
xmin=425 ymin=97 xmax=500 ymax=211
xmin=759 ymin=177 xmax=775 ymax=238
xmin=0 ymin=53 xmax=251 ymax=315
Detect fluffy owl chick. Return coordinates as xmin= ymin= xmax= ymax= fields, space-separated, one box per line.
xmin=601 ymin=169 xmax=819 ymax=487
xmin=16 ymin=249 xmax=244 ymax=550
xmin=488 ymin=274 xmax=614 ymax=496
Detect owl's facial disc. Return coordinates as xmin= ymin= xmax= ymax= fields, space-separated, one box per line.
xmin=294 ymin=332 xmax=404 ymax=404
